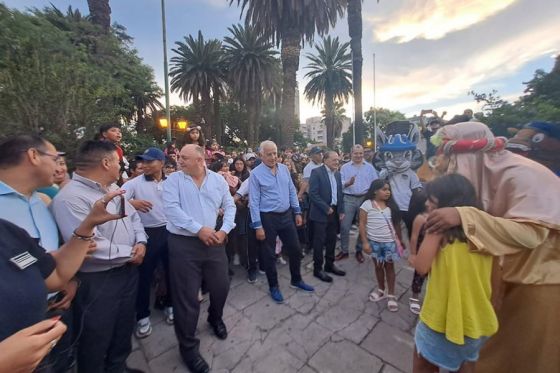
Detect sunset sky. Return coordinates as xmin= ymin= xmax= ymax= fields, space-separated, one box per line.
xmin=5 ymin=0 xmax=560 ymax=122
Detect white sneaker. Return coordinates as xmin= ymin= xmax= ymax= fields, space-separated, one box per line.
xmin=164 ymin=307 xmax=174 ymax=325
xmin=277 ymin=256 xmax=287 ymax=265
xmin=135 ymin=317 xmax=152 ymax=339
xmin=233 ymin=254 xmax=241 ymax=266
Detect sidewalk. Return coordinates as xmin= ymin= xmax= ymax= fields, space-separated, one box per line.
xmin=128 ymin=233 xmax=421 ymax=373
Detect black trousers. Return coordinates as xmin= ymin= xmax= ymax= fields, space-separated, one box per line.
xmin=246 ymin=215 xmax=263 ymax=273
xmin=311 ymin=207 xmax=339 ymax=273
xmin=75 ymin=265 xmax=138 ymax=373
xmin=168 ymin=234 xmax=229 ymax=362
xmin=136 ymin=226 xmax=172 ymax=320
xmin=260 ymin=210 xmax=302 ymax=288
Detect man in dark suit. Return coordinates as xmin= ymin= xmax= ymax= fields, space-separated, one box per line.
xmin=308 ymin=151 xmax=347 ymax=282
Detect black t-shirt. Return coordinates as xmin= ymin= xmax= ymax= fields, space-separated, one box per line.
xmin=0 ymin=219 xmax=56 ymax=341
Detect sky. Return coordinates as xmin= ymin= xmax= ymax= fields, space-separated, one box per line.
xmin=4 ymin=0 xmax=560 ymax=122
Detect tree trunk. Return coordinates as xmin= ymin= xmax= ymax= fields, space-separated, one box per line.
xmin=325 ymin=93 xmax=335 ymax=149
xmin=201 ymin=91 xmax=212 ymax=141
xmin=280 ymin=30 xmax=301 ymax=147
xmin=213 ymin=89 xmax=222 ymax=144
xmin=87 ymin=0 xmax=111 ymax=33
xmin=348 ymin=0 xmax=364 ymax=145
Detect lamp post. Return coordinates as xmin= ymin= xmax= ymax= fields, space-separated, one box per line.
xmin=373 ymin=52 xmax=377 ymax=150
xmin=161 ymin=0 xmax=172 ymax=143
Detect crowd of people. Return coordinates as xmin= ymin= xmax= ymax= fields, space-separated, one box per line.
xmin=0 ymin=117 xmax=558 ymax=373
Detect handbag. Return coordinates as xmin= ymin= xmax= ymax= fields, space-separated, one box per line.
xmin=372 ymin=200 xmax=405 ymax=257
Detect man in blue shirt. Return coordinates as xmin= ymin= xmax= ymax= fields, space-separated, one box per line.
xmin=249 ymin=141 xmax=314 ymax=304
xmin=163 ymin=144 xmax=236 ymax=373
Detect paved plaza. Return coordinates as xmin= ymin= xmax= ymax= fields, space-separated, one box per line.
xmin=128 ymin=232 xmax=421 ymax=373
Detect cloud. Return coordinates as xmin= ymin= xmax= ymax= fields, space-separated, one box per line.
xmin=365 ymin=19 xmax=560 ymax=113
xmin=369 ymin=0 xmax=517 ymax=43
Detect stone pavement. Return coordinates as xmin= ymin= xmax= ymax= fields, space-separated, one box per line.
xmin=128 ymin=232 xmax=422 ymax=373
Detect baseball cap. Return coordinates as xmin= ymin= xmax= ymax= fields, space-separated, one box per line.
xmin=309 ymin=146 xmax=322 ymax=155
xmin=244 ymin=152 xmax=257 ymax=161
xmin=136 ymin=147 xmax=166 ymax=161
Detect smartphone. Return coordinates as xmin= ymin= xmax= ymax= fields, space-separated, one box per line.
xmin=119 ymin=194 xmax=126 ymax=218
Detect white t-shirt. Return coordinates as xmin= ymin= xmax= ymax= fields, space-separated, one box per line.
xmin=303 ymin=161 xmax=323 ymax=181
xmin=389 ymin=169 xmax=422 ymax=211
xmin=360 ymin=200 xmax=394 ymax=243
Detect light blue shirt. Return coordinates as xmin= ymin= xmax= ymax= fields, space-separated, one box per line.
xmin=122 ymin=174 xmax=167 ymax=228
xmin=249 ymin=162 xmax=301 ymax=229
xmin=340 ymin=161 xmax=378 ymax=196
xmin=325 ymin=166 xmax=338 ymax=205
xmin=0 ymin=181 xmax=59 ymax=252
xmin=162 ymin=169 xmax=236 ymax=236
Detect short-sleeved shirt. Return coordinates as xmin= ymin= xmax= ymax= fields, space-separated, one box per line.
xmin=0 ymin=219 xmax=55 ymax=341
xmin=360 ymin=200 xmax=394 ymax=243
xmin=303 ymin=161 xmax=322 ymax=181
xmin=122 ymin=174 xmax=168 ymax=228
xmin=388 ymin=169 xmax=422 ymax=211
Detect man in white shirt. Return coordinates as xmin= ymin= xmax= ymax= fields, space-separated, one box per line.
xmin=162 ymin=144 xmax=235 ymax=373
xmin=122 ymin=147 xmax=174 ymax=339
xmin=338 ymin=145 xmax=378 ymax=263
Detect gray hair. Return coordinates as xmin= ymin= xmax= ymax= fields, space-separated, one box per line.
xmin=259 ymin=140 xmax=277 ymax=155
xmin=323 ymin=150 xmax=338 ymax=160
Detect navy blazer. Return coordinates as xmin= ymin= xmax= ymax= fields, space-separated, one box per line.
xmin=308 ymin=165 xmax=344 ymax=223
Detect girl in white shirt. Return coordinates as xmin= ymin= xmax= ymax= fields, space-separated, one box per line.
xmin=359 ymin=179 xmax=403 ymax=312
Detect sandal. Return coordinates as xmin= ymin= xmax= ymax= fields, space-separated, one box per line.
xmin=369 ymin=288 xmax=386 ymax=302
xmin=409 ymin=298 xmax=421 ymax=315
xmin=387 ymin=295 xmax=399 ymax=312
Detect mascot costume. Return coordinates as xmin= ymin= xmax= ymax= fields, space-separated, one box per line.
xmin=373 ymin=121 xmax=423 ymax=235
xmin=507 ymin=121 xmax=560 ymax=176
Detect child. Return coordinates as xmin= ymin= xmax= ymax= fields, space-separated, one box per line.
xmin=412 ymin=174 xmax=498 ymax=373
xmin=360 ymin=179 xmax=402 ymax=312
xmin=407 ymin=191 xmax=428 ymax=315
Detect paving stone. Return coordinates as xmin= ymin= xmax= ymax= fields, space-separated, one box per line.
xmin=148 ymin=347 xmax=189 ymax=373
xmin=381 ymin=363 xmax=406 ymax=373
xmin=309 ymin=340 xmax=384 ymax=373
xmin=361 ymin=322 xmax=415 ymax=373
xmin=338 ymin=313 xmax=380 ymax=345
xmin=227 ymin=282 xmax=267 ymax=310
xmin=316 ymin=300 xmax=363 ymax=332
xmin=126 ymin=349 xmax=151 ymax=373
xmin=138 ymin=322 xmax=178 ymax=360
xmin=211 ymin=316 xmax=261 ymax=370
xmin=243 ymin=296 xmax=296 ymax=331
xmin=379 ymin=303 xmax=419 ymax=333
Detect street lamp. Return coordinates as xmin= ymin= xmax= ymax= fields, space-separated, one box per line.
xmin=177 ymin=119 xmax=188 ymax=131
xmin=159 ymin=118 xmax=169 ymax=129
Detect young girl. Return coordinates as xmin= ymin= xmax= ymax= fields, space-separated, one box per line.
xmin=412 ymin=174 xmax=498 ymax=373
xmin=184 ymin=125 xmax=205 ymax=147
xmin=360 ymin=179 xmax=402 ymax=312
xmin=407 ymin=191 xmax=428 ymax=315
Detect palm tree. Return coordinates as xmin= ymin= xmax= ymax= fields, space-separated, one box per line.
xmin=223 ymin=24 xmax=278 ymax=147
xmin=169 ymin=31 xmax=226 ymax=140
xmin=132 ymin=81 xmax=164 ymax=133
xmin=347 ymin=0 xmax=363 ymax=145
xmin=87 ymin=0 xmax=111 ymax=32
xmin=230 ymin=0 xmax=345 ymax=146
xmin=304 ymin=36 xmax=352 ymax=148
xmin=322 ymin=101 xmax=347 ymax=140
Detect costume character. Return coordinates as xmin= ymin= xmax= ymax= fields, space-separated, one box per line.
xmin=507 ymin=121 xmax=560 ymax=176
xmin=373 ymin=121 xmax=423 ymax=236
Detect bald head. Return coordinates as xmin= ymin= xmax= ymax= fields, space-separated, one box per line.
xmin=179 ymin=144 xmax=206 ymax=176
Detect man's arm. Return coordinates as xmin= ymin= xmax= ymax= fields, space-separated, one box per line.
xmin=248 ymin=172 xmax=262 ymax=229
xmin=219 ymin=178 xmax=237 ymax=234
xmin=162 ymin=174 xmax=202 ymax=234
xmin=287 ymin=168 xmax=301 ymax=214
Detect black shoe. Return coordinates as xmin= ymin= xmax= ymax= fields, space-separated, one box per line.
xmin=325 ymin=264 xmax=346 ymax=276
xmin=124 ymin=367 xmax=145 ymax=373
xmin=185 ymin=353 xmax=209 ymax=373
xmin=208 ymin=318 xmax=228 ymax=340
xmin=314 ymin=271 xmax=333 ymax=283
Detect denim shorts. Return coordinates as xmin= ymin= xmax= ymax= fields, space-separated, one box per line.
xmin=368 ymin=240 xmax=399 ymax=263
xmin=414 ymin=321 xmax=489 ymax=371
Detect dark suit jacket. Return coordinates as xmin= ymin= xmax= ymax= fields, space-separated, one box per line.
xmin=308 ymin=165 xmax=344 ymax=223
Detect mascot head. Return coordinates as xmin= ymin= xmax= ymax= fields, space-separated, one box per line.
xmin=507 ymin=121 xmax=560 ymax=176
xmin=374 ymin=121 xmax=423 ymax=173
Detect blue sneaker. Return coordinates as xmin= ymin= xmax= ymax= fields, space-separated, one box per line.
xmin=269 ymin=287 xmax=284 ymax=304
xmin=290 ymin=281 xmax=315 ymax=293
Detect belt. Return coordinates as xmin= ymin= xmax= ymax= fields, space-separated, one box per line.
xmin=344 ymin=193 xmax=366 ymax=198
xmin=261 ymin=209 xmax=290 ymax=215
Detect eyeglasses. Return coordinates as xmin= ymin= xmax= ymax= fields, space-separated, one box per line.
xmin=36 ymin=149 xmax=61 ymax=162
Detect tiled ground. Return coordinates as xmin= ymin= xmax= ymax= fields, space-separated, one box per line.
xmin=128 ymin=231 xmax=422 ymax=373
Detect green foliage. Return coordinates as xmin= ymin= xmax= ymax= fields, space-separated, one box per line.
xmin=0 ymin=4 xmax=162 ymax=157
xmin=471 ymin=57 xmax=560 ymax=136
xmin=364 ymin=107 xmax=406 ymax=137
